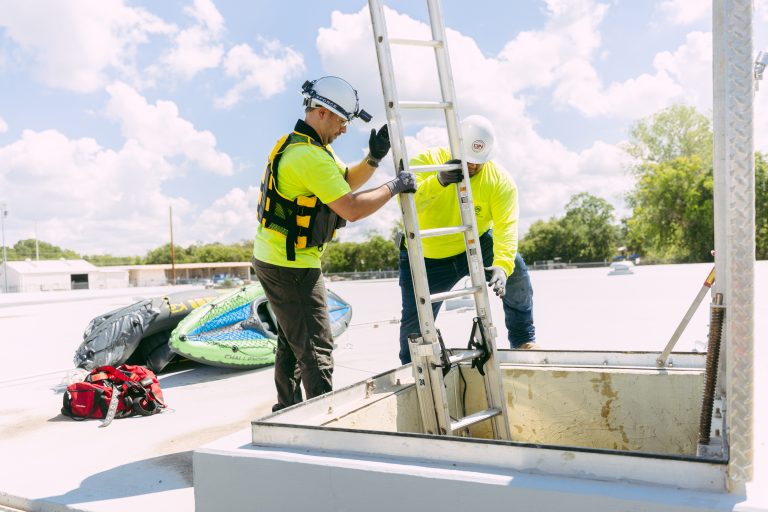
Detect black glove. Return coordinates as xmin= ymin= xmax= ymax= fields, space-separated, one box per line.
xmin=385 ymin=171 xmax=417 ymax=196
xmin=437 ymin=158 xmax=463 ymax=186
xmin=484 ymin=266 xmax=507 ymax=297
xmin=368 ymin=124 xmax=390 ymax=160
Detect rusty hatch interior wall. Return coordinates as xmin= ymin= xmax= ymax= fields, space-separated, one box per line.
xmin=297 ymin=356 xmax=705 ymax=457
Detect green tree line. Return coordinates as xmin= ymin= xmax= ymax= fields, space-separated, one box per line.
xmin=321 ymin=234 xmax=398 ymax=273
xmin=4 ymin=234 xmax=402 ymax=273
xmin=519 ymin=193 xmax=620 ymax=263
xmin=3 ymin=239 xmax=254 ymax=266
xmin=4 ymin=240 xmax=85 ymax=262
xmin=521 ymin=105 xmax=768 ymax=263
xmin=3 ymin=235 xmax=401 ymax=273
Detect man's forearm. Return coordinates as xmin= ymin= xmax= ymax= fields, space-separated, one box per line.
xmin=346 ymin=160 xmax=379 ymax=191
xmin=329 ymin=185 xmax=393 ymax=222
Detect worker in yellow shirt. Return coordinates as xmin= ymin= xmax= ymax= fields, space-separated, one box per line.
xmin=253 ymin=76 xmax=416 ymax=411
xmin=398 ymin=115 xmax=535 ymax=364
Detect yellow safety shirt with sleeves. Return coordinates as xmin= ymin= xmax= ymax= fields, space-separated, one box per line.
xmin=253 ymin=124 xmax=351 ymax=269
xmin=409 ymin=147 xmax=519 ymax=277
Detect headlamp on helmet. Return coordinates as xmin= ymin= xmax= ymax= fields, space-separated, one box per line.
xmin=302 ymin=76 xmax=371 ymax=123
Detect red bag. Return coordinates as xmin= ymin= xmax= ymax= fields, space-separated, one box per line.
xmin=62 ymin=364 xmax=165 ymax=424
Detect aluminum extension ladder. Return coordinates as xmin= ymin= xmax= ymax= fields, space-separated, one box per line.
xmin=368 ymin=0 xmax=511 ymax=440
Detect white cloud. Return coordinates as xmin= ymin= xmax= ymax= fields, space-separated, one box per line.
xmin=0 ymin=128 xmax=253 ymax=256
xmin=431 ymin=1 xmax=712 ymax=125
xmin=165 ymin=26 xmax=224 ymax=78
xmin=552 ymin=30 xmax=712 ymax=122
xmin=215 ymin=39 xmax=306 ymax=109
xmin=318 ymin=7 xmax=436 ymax=108
xmin=0 ymin=129 xmax=183 ymax=255
xmin=105 ymin=82 xmax=234 ymax=175
xmin=182 ymin=187 xmax=259 ymax=248
xmin=311 ymin=4 xmax=635 ymax=239
xmin=0 ymin=117 xmax=7 ymax=134
xmin=652 ymin=32 xmax=712 ymax=110
xmin=496 ymin=0 xmax=609 ymax=93
xmin=0 ymin=0 xmax=174 ymax=93
xmin=160 ymin=0 xmax=225 ymax=80
xmin=657 ymin=0 xmax=709 ymax=26
xmin=558 ymin=66 xmax=685 ymax=119
xmin=184 ymin=0 xmax=224 ymax=32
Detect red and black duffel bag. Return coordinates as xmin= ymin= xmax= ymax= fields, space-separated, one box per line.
xmin=62 ymin=364 xmax=166 ymax=425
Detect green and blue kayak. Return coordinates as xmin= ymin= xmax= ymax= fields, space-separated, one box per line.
xmin=169 ymin=283 xmax=352 ymax=369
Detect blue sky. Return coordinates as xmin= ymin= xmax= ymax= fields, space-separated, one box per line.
xmin=1 ymin=0 xmax=767 ymax=256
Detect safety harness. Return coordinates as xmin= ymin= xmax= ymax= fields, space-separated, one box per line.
xmin=257 ymin=131 xmax=346 ymax=261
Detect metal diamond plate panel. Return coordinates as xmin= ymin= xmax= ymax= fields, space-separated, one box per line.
xmin=721 ymin=0 xmax=756 ymax=487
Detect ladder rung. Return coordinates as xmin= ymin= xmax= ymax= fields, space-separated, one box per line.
xmin=399 ymin=101 xmax=452 ymax=110
xmin=430 ymin=286 xmax=481 ymax=304
xmin=447 ymin=349 xmax=484 ymax=365
xmin=389 ymin=38 xmax=442 ymax=48
xmin=421 ymin=226 xmax=471 ymax=238
xmin=451 ymin=408 xmax=501 ymax=432
xmin=409 ymin=163 xmax=462 ymax=173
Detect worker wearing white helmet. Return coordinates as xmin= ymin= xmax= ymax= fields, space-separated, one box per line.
xmin=253 ymin=75 xmax=417 ymax=411
xmin=460 ymin=114 xmax=495 ymax=164
xmin=397 ymin=114 xmax=536 ymax=364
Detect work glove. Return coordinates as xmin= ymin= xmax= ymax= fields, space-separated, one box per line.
xmin=368 ymin=124 xmax=390 ymax=160
xmin=437 ymin=158 xmax=464 ymax=186
xmin=484 ymin=266 xmax=507 ymax=297
xmin=385 ymin=171 xmax=417 ymax=197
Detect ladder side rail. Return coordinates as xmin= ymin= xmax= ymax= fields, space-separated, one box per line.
xmin=425 ymin=0 xmax=511 ymax=440
xmin=426 ymin=0 xmax=490 ymax=330
xmin=410 ymin=338 xmax=448 ymax=435
xmin=368 ymin=0 xmax=453 ymax=435
xmin=368 ymin=1 xmax=439 ymax=349
xmin=425 ymin=0 xmax=494 ymax=328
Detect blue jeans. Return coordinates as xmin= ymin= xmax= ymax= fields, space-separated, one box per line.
xmin=398 ymin=231 xmax=535 ymax=364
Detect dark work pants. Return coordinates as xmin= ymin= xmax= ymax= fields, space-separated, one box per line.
xmin=252 ymin=259 xmax=334 ymax=411
xmin=398 ymin=231 xmax=535 ymax=365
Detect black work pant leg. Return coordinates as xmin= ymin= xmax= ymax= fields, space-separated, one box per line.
xmin=253 ymin=259 xmax=334 ymax=410
xmin=271 ymin=320 xmax=303 ymax=411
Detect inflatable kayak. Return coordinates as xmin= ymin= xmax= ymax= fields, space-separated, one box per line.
xmin=169 ymin=283 xmax=353 ymax=369
xmin=73 ymin=289 xmax=218 ymax=372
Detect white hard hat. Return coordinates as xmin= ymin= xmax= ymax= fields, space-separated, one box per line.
xmin=460 ymin=115 xmax=495 ymax=164
xmin=301 ymin=76 xmax=372 ymax=123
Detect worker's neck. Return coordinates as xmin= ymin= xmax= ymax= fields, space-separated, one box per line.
xmin=303 ymin=116 xmax=328 ymax=145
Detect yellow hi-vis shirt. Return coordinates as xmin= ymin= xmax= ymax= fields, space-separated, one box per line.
xmin=410 ymin=147 xmax=519 ymax=277
xmin=252 ymin=139 xmax=350 ymax=268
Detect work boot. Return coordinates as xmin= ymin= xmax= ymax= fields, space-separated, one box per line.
xmin=518 ymin=342 xmax=538 ymax=350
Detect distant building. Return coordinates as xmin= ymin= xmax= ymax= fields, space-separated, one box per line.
xmin=0 ymin=259 xmax=128 ymax=292
xmin=0 ymin=260 xmax=252 ymax=293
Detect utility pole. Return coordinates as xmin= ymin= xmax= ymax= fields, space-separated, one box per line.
xmin=169 ymin=206 xmax=177 ymax=285
xmin=1 ymin=204 xmax=8 ymax=293
xmin=34 ymin=221 xmax=39 ymax=260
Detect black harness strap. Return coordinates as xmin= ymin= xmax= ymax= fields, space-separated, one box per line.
xmin=467 ymin=317 xmax=491 ymax=376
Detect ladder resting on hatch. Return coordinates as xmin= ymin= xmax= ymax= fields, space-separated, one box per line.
xmin=368 ymin=0 xmax=511 ymax=440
